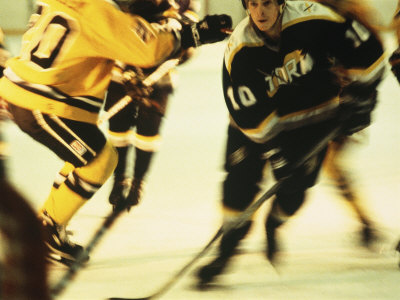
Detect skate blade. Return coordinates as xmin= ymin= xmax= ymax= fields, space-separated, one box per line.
xmin=45 ymin=242 xmax=90 ymax=263
xmin=45 ymin=242 xmax=78 ymax=260
xmin=47 ymin=253 xmax=75 ymax=268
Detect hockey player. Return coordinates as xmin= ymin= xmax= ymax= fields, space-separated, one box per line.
xmin=0 ymin=0 xmax=232 ymax=266
xmin=196 ymin=0 xmax=385 ymax=286
xmin=105 ymin=0 xmax=200 ymax=211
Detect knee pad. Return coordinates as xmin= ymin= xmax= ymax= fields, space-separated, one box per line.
xmin=53 ymin=162 xmax=75 ymax=188
xmin=74 ymin=140 xmax=118 ymax=186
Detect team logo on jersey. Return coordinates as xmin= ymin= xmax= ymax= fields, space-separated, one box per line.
xmin=132 ymin=20 xmax=152 ymax=43
xmin=263 ymin=50 xmax=314 ymax=97
xmin=70 ymin=140 xmax=87 ymax=156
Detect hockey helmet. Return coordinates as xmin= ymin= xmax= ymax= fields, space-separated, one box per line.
xmin=241 ymin=0 xmax=285 ymax=8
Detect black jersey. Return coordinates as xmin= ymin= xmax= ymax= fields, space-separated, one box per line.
xmin=223 ymin=0 xmax=385 ymax=144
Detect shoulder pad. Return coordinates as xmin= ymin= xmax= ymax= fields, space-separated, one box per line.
xmin=224 ymin=17 xmax=264 ymax=75
xmin=282 ymin=0 xmax=345 ymax=31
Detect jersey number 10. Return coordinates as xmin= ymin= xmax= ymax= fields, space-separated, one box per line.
xmin=21 ymin=6 xmax=78 ymax=69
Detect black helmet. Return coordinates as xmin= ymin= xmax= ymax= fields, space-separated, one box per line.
xmin=128 ymin=0 xmax=172 ymax=17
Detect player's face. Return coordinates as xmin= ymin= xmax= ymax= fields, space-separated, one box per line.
xmin=247 ymin=0 xmax=280 ymax=33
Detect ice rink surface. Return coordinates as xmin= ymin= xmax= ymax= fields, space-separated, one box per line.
xmin=4 ymin=38 xmax=400 ymax=299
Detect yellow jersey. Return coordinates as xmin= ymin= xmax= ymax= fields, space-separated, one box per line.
xmin=0 ymin=0 xmax=180 ymax=124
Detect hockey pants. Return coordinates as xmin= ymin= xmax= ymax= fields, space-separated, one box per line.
xmin=8 ymin=104 xmax=117 ymax=225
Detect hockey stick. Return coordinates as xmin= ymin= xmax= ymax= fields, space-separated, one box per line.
xmin=97 ymin=58 xmax=180 ymax=126
xmin=108 ymin=124 xmax=343 ymax=300
xmin=50 ymin=206 xmax=127 ymax=298
xmin=108 ymin=183 xmax=281 ymax=300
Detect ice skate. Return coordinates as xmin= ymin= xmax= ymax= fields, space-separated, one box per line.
xmin=265 ymin=214 xmax=285 ymax=268
xmin=109 ymin=177 xmax=132 ymax=209
xmin=266 ymin=223 xmax=278 ymax=265
xmin=196 ymin=256 xmax=230 ymax=288
xmin=359 ymin=223 xmax=379 ymax=249
xmin=109 ymin=177 xmax=144 ymax=211
xmin=126 ymin=178 xmax=144 ymax=207
xmin=196 ymin=221 xmax=252 ymax=288
xmin=40 ymin=211 xmax=88 ymax=266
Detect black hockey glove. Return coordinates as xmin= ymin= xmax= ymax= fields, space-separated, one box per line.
xmin=180 ymin=14 xmax=232 ymax=48
xmin=264 ymin=134 xmax=304 ymax=180
xmin=266 ymin=144 xmax=324 ymax=182
xmin=265 ymin=122 xmax=338 ymax=181
xmin=339 ymin=82 xmax=378 ymax=135
xmin=266 ymin=146 xmax=291 ymax=180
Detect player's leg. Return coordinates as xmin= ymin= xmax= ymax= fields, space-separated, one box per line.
xmin=106 ymin=80 xmax=138 ymax=210
xmin=196 ymin=124 xmax=268 ymax=286
xmin=265 ymin=146 xmax=328 ymax=264
xmin=41 ymin=140 xmax=116 ymax=262
xmin=129 ymin=82 xmax=171 ymax=206
xmin=324 ymin=136 xmax=377 ymax=247
xmin=8 ymin=103 xmax=117 ymax=263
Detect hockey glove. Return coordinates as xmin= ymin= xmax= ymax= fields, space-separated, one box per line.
xmin=265 ymin=122 xmax=337 ymax=182
xmin=180 ymin=14 xmax=232 ymax=48
xmin=266 ymin=144 xmax=324 ymax=181
xmin=266 ymin=146 xmax=291 ymax=180
xmin=339 ymin=82 xmax=378 ymax=135
xmin=122 ymin=68 xmax=154 ymax=106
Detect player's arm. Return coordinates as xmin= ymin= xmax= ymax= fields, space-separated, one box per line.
xmin=101 ymin=2 xmax=232 ymax=68
xmin=278 ymin=16 xmax=384 ymax=137
xmin=328 ymin=17 xmax=385 ymax=135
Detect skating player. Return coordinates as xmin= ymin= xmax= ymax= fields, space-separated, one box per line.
xmin=196 ymin=0 xmax=385 ymax=286
xmin=104 ymin=0 xmax=201 ymax=211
